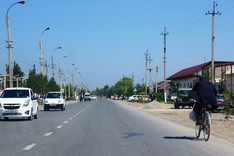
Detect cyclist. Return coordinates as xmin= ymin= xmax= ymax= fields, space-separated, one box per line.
xmin=189 ymin=76 xmax=217 ymax=124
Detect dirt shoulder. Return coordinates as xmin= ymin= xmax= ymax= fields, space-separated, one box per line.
xmin=115 ymin=100 xmax=234 ymax=144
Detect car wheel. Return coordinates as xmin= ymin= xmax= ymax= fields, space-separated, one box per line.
xmin=28 ymin=109 xmax=33 ymax=120
xmin=174 ymin=103 xmax=180 ymax=109
xmin=34 ymin=108 xmax=39 ymax=119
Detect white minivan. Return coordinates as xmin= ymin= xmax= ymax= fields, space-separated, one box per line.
xmin=0 ymin=87 xmax=39 ymax=120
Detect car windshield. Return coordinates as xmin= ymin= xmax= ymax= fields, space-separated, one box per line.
xmin=216 ymin=95 xmax=224 ymax=100
xmin=178 ymin=90 xmax=191 ymax=96
xmin=46 ymin=93 xmax=61 ymax=98
xmin=0 ymin=90 xmax=29 ymax=98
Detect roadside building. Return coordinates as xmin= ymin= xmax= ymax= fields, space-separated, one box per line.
xmin=224 ymin=65 xmax=234 ymax=94
xmin=167 ymin=61 xmax=234 ymax=95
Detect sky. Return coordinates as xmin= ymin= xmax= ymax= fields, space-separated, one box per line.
xmin=0 ymin=0 xmax=234 ymax=91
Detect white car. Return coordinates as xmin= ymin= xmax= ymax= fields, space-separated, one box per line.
xmin=0 ymin=87 xmax=39 ymax=120
xmin=91 ymin=95 xmax=97 ymax=100
xmin=127 ymin=95 xmax=141 ymax=102
xmin=44 ymin=91 xmax=66 ymax=111
xmin=84 ymin=93 xmax=91 ymax=101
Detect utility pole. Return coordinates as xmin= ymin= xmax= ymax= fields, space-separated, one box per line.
xmin=6 ymin=1 xmax=25 ymax=88
xmin=131 ymin=73 xmax=135 ymax=86
xmin=58 ymin=63 xmax=62 ymax=91
xmin=148 ymin=55 xmax=153 ymax=93
xmin=206 ymin=2 xmax=220 ymax=84
xmin=161 ymin=27 xmax=169 ymax=103
xmin=44 ymin=60 xmax=49 ymax=76
xmin=51 ymin=56 xmax=55 ymax=79
xmin=68 ymin=69 xmax=70 ymax=98
xmin=144 ymin=50 xmax=149 ymax=94
xmin=155 ymin=66 xmax=158 ymax=94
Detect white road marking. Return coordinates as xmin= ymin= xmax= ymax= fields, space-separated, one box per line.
xmin=63 ymin=121 xmax=69 ymax=124
xmin=44 ymin=132 xmax=53 ymax=136
xmin=22 ymin=143 xmax=36 ymax=151
xmin=69 ymin=118 xmax=73 ymax=120
xmin=56 ymin=125 xmax=63 ymax=129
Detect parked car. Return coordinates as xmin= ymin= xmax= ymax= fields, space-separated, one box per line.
xmin=44 ymin=91 xmax=66 ymax=111
xmin=140 ymin=95 xmax=150 ymax=102
xmin=127 ymin=95 xmax=141 ymax=102
xmin=84 ymin=93 xmax=91 ymax=101
xmin=214 ymin=94 xmax=225 ymax=110
xmin=0 ymin=87 xmax=39 ymax=120
xmin=174 ymin=88 xmax=193 ymax=109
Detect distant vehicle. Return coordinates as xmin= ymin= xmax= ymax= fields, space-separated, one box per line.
xmin=44 ymin=91 xmax=66 ymax=111
xmin=215 ymin=94 xmax=225 ymax=110
xmin=174 ymin=88 xmax=193 ymax=109
xmin=91 ymin=95 xmax=97 ymax=100
xmin=127 ymin=95 xmax=140 ymax=102
xmin=0 ymin=87 xmax=39 ymax=120
xmin=138 ymin=95 xmax=150 ymax=102
xmin=84 ymin=93 xmax=91 ymax=101
xmin=127 ymin=95 xmax=149 ymax=103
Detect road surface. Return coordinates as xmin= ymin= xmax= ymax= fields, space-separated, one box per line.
xmin=0 ymin=99 xmax=233 ymax=156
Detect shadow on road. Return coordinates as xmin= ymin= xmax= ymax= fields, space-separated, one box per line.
xmin=123 ymin=132 xmax=144 ymax=138
xmin=163 ymin=136 xmax=199 ymax=141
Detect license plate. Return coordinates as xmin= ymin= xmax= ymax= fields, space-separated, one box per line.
xmin=217 ymin=106 xmax=225 ymax=110
xmin=5 ymin=110 xmax=18 ymax=113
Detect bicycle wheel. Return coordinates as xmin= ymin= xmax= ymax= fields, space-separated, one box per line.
xmin=195 ymin=124 xmax=201 ymax=138
xmin=203 ymin=114 xmax=210 ymax=141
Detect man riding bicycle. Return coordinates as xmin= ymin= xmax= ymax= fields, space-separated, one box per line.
xmin=189 ymin=76 xmax=217 ymax=125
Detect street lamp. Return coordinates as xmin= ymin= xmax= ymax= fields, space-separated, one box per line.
xmin=39 ymin=27 xmax=50 ymax=75
xmin=6 ymin=1 xmax=25 ymax=88
xmin=51 ymin=46 xmax=62 ymax=79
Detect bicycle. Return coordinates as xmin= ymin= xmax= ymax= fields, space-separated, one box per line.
xmin=195 ymin=105 xmax=211 ymax=141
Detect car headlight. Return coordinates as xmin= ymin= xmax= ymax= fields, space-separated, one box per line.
xmin=58 ymin=100 xmax=62 ymax=104
xmin=23 ymin=99 xmax=30 ymax=107
xmin=45 ymin=100 xmax=48 ymax=104
xmin=0 ymin=103 xmax=2 ymax=108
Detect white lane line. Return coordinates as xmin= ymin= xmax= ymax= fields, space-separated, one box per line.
xmin=44 ymin=132 xmax=53 ymax=136
xmin=63 ymin=121 xmax=69 ymax=124
xmin=56 ymin=125 xmax=63 ymax=129
xmin=69 ymin=118 xmax=73 ymax=120
xmin=22 ymin=143 xmax=36 ymax=151
xmin=73 ymin=115 xmax=76 ymax=118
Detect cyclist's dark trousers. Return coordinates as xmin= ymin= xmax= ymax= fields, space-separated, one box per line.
xmin=193 ymin=103 xmax=202 ymax=120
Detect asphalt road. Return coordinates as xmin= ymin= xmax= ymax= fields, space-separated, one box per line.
xmin=0 ymin=99 xmax=233 ymax=156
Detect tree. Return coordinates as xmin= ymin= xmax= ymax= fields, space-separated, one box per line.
xmin=47 ymin=77 xmax=59 ymax=92
xmin=170 ymin=80 xmax=180 ymax=93
xmin=27 ymin=65 xmax=48 ymax=94
xmin=135 ymin=83 xmax=144 ymax=94
xmin=13 ymin=61 xmax=25 ymax=87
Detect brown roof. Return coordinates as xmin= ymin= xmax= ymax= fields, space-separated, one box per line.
xmin=167 ymin=62 xmax=210 ymax=80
